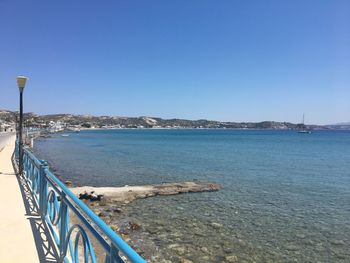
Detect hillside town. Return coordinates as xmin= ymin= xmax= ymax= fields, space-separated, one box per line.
xmin=0 ymin=109 xmax=346 ymax=133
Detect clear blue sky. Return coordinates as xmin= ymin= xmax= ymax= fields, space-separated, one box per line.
xmin=1 ymin=0 xmax=349 ymax=124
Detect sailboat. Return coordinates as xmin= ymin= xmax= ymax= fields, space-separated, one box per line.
xmin=298 ymin=114 xmax=312 ymax=134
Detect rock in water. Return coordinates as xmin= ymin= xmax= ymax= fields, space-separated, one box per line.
xmin=225 ymin=255 xmax=238 ymax=262
xmin=210 ymin=222 xmax=223 ymax=229
xmin=78 ymin=191 xmax=104 ymax=201
xmin=65 ymin=180 xmax=73 ymax=187
xmin=72 ymin=181 xmax=221 ymax=205
xmin=129 ymin=221 xmax=141 ymax=231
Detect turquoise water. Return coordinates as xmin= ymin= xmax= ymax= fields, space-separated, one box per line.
xmin=34 ymin=129 xmax=350 ymax=262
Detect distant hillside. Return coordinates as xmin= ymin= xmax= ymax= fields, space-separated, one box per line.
xmin=326 ymin=122 xmax=350 ymax=130
xmin=0 ymin=109 xmax=330 ymax=130
xmin=332 ymin=122 xmax=350 ymax=125
xmin=0 ymin=110 xmax=17 ymax=122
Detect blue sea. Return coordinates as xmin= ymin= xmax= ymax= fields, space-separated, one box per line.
xmin=34 ymin=129 xmax=350 ymax=262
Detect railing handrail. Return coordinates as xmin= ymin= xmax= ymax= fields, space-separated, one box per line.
xmin=42 ymin=166 xmax=145 ymax=262
xmin=19 ymin=141 xmax=146 ymax=263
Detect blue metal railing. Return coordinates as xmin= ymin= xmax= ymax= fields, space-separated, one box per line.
xmin=15 ymin=140 xmax=146 ymax=263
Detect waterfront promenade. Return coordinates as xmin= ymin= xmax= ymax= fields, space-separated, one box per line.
xmin=0 ymin=134 xmax=40 ymax=262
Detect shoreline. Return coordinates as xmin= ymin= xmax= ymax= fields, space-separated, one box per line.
xmin=69 ymin=181 xmax=223 ymax=262
xmin=32 ymin=130 xmax=350 ymax=262
xmin=70 ymin=181 xmax=221 ymax=205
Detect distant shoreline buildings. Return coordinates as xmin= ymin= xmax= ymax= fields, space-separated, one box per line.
xmin=1 ymin=110 xmax=349 ymax=132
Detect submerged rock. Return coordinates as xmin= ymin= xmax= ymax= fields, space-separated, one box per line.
xmin=285 ymin=244 xmax=299 ymax=251
xmin=112 ymin=206 xmax=123 ymax=213
xmin=330 ymin=240 xmax=345 ymax=246
xmin=295 ymin=233 xmax=306 ymax=239
xmin=180 ymin=258 xmax=193 ymax=263
xmin=225 ymin=255 xmax=238 ymax=262
xmin=200 ymin=247 xmax=209 ymax=253
xmin=172 ymin=246 xmax=186 ymax=255
xmin=129 ymin=221 xmax=142 ymax=231
xmin=210 ymin=222 xmax=223 ymax=229
xmin=117 ymin=218 xmax=142 ymax=235
xmin=223 ymin=247 xmax=234 ymax=254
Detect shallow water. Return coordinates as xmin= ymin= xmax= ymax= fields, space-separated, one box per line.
xmin=34 ymin=129 xmax=350 ymax=262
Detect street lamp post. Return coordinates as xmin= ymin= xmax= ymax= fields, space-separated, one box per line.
xmin=17 ymin=76 xmax=28 ymax=175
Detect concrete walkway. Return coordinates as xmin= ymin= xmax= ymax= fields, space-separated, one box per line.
xmin=0 ymin=132 xmax=15 ymax=151
xmin=0 ymin=135 xmax=39 ymax=262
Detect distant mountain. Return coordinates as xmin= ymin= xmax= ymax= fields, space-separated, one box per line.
xmin=0 ymin=109 xmax=329 ymax=130
xmin=326 ymin=122 xmax=350 ymax=130
xmin=331 ymin=122 xmax=350 ymax=126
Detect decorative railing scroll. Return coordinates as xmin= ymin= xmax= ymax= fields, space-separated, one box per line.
xmin=15 ymin=140 xmax=146 ymax=263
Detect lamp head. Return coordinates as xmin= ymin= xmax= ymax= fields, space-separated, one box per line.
xmin=16 ymin=76 xmax=28 ymax=92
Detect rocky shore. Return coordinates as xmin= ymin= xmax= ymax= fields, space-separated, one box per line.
xmin=71 ymin=181 xmax=221 ymax=205
xmin=69 ymin=181 xmax=225 ymax=262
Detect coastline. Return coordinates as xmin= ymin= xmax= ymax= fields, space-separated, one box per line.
xmin=32 ymin=129 xmax=350 ymax=262
xmin=32 ymin=135 xmax=224 ymax=262
xmin=68 ymin=182 xmax=227 ymax=262
xmin=71 ymin=181 xmax=221 ymax=204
